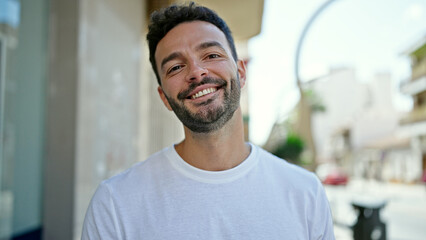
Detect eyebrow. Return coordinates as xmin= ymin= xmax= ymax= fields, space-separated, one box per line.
xmin=195 ymin=41 xmax=226 ymax=52
xmin=160 ymin=41 xmax=227 ymax=72
xmin=160 ymin=52 xmax=183 ymax=72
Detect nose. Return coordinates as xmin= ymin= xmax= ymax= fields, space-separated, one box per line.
xmin=186 ymin=61 xmax=208 ymax=82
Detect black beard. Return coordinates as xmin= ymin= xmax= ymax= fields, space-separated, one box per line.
xmin=164 ymin=76 xmax=241 ymax=133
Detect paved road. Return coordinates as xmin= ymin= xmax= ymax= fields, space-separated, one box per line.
xmin=324 ymin=179 xmax=426 ymax=240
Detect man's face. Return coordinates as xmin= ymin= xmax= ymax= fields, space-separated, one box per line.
xmin=155 ymin=21 xmax=246 ymax=133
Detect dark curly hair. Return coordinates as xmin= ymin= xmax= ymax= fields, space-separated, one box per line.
xmin=147 ymin=2 xmax=238 ymax=85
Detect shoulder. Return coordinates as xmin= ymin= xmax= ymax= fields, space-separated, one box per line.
xmin=254 ymin=145 xmax=322 ymax=191
xmin=101 ymin=147 xmax=172 ymax=191
xmin=250 ymin=145 xmax=335 ymax=239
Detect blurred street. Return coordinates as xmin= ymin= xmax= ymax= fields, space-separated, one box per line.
xmin=325 ymin=179 xmax=426 ymax=240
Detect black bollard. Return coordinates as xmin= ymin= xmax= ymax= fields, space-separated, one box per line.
xmin=352 ymin=200 xmax=387 ymax=240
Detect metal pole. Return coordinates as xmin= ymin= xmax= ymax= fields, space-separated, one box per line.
xmin=294 ymin=0 xmax=340 ymax=87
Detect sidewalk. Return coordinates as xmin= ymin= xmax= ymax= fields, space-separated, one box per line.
xmin=324 ymin=179 xmax=426 ymax=240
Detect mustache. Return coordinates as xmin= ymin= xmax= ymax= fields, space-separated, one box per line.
xmin=177 ymin=77 xmax=227 ymax=100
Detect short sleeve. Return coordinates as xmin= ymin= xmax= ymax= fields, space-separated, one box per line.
xmin=81 ymin=182 xmax=122 ymax=240
xmin=310 ymin=176 xmax=336 ymax=240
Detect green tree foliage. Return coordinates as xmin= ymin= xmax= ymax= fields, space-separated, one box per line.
xmin=272 ymin=134 xmax=305 ymax=164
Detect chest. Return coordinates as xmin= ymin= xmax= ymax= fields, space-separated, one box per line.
xmin=114 ymin=179 xmax=311 ymax=240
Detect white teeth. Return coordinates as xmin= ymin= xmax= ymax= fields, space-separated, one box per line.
xmin=191 ymin=87 xmax=217 ymax=99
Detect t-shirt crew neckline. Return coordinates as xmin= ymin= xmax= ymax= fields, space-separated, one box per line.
xmin=165 ymin=142 xmax=258 ymax=184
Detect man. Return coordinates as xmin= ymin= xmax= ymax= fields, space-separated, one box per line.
xmin=82 ymin=2 xmax=335 ymax=239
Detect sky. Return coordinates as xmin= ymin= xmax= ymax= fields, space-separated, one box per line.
xmin=248 ymin=0 xmax=426 ymax=145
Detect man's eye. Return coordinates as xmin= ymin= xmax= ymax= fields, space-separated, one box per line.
xmin=168 ymin=65 xmax=182 ymax=74
xmin=208 ymin=54 xmax=220 ymax=59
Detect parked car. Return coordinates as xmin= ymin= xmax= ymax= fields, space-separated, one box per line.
xmin=316 ymin=163 xmax=349 ymax=186
xmin=322 ymin=170 xmax=348 ymax=185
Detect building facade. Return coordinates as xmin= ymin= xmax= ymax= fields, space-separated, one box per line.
xmin=0 ymin=0 xmax=263 ymax=239
xmin=400 ymin=35 xmax=426 ymax=183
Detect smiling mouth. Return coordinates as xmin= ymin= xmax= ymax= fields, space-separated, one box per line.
xmin=190 ymin=87 xmax=218 ymax=100
xmin=178 ymin=77 xmax=227 ymax=100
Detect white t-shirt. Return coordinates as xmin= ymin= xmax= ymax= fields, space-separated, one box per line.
xmin=82 ymin=143 xmax=335 ymax=240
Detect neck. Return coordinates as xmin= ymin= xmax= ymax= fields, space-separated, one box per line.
xmin=175 ymin=107 xmax=250 ymax=171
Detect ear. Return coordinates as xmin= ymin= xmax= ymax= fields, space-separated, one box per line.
xmin=157 ymin=86 xmax=173 ymax=111
xmin=237 ymin=60 xmax=247 ymax=88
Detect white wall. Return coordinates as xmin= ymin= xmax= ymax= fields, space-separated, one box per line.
xmin=75 ymin=0 xmax=144 ymax=238
xmin=312 ymin=68 xmax=400 ymax=160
